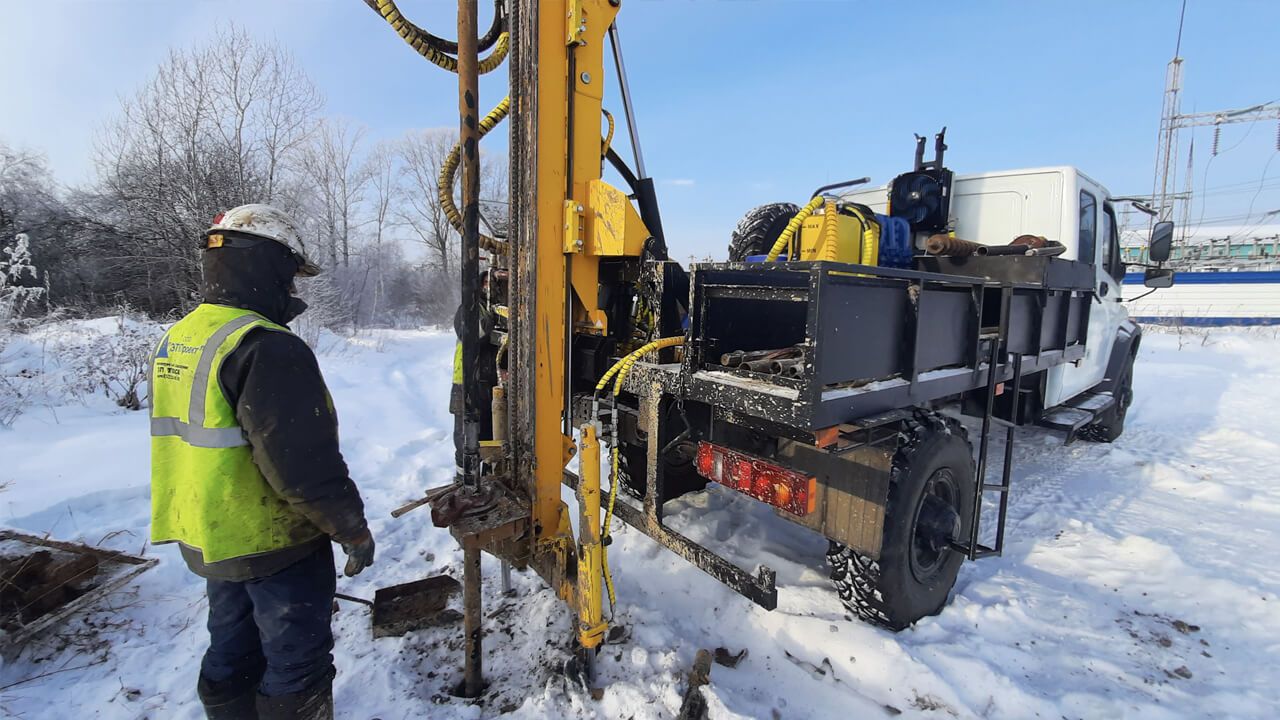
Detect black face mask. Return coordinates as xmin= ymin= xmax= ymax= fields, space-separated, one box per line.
xmin=202 ymin=239 xmax=307 ymax=325
xmin=282 ymin=296 xmax=309 ymax=324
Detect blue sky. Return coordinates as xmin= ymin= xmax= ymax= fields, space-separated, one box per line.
xmin=3 ymin=0 xmax=1278 ymax=259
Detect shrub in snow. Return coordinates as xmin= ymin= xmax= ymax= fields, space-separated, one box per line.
xmin=61 ymin=311 xmax=164 ymax=411
xmin=1 ymin=234 xmax=45 ymax=325
xmin=0 ymin=235 xmax=50 ymax=427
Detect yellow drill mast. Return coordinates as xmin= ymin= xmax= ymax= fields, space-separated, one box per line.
xmin=368 ymin=0 xmax=655 ymax=696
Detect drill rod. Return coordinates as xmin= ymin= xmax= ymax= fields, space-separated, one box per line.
xmin=457 ymin=0 xmax=485 ymax=700
xmin=458 ymin=0 xmax=483 ymax=492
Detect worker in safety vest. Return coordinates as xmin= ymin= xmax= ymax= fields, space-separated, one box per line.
xmin=150 ymin=204 xmax=373 ymax=720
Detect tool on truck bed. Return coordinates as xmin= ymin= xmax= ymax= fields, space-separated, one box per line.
xmin=361 ymin=0 xmax=1178 ymax=699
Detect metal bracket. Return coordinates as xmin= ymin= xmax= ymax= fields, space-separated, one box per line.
xmin=565 ymin=0 xmax=586 ymax=45
xmin=564 ymin=200 xmax=584 ymax=253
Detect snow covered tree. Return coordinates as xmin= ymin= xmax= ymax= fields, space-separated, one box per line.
xmin=0 ymin=234 xmax=45 ymax=324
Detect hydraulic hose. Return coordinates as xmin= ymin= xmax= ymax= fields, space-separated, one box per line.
xmin=595 ymin=336 xmax=684 ymax=395
xmin=591 ymin=336 xmax=684 ymax=610
xmin=843 ymin=205 xmax=881 ymax=265
xmin=601 ymin=109 xmax=616 ymax=163
xmin=765 ymin=196 xmax=824 ymax=262
xmin=819 ymin=199 xmax=840 ymax=262
xmin=363 ymin=0 xmax=506 ymax=54
xmin=374 ymin=0 xmax=510 ymax=74
xmin=440 ymin=97 xmax=511 ymax=254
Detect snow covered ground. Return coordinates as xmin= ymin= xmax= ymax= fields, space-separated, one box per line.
xmin=2 ymin=322 xmax=1279 ymax=719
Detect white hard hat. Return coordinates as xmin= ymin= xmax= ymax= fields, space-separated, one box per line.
xmin=206 ymin=203 xmax=322 ymax=276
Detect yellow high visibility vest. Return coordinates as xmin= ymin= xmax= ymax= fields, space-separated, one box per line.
xmin=149 ymin=304 xmax=322 ymax=563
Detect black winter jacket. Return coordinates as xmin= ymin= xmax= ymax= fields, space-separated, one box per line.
xmin=176 ymin=239 xmax=367 ymax=581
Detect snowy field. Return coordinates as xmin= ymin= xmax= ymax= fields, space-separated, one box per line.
xmin=1 ymin=322 xmax=1279 ymax=719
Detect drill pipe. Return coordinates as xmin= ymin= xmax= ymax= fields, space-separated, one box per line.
xmin=975 ymin=245 xmax=1028 ymax=256
xmin=770 ymin=358 xmax=804 ymax=377
xmin=925 ymin=234 xmax=983 ymax=256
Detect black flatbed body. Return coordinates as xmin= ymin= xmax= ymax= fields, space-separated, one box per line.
xmin=683 ymin=259 xmax=1091 ymax=432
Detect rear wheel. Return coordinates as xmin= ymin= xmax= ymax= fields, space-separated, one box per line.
xmin=728 ymin=203 xmax=800 ymax=261
xmin=827 ymin=413 xmax=975 ymax=630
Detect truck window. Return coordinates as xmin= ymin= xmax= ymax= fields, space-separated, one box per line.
xmin=1078 ymin=190 xmax=1097 ymax=265
xmin=1102 ymin=204 xmax=1123 ymax=281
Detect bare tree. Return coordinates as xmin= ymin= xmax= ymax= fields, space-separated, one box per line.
xmin=90 ymin=27 xmax=322 ymax=312
xmin=360 ymin=141 xmax=401 ymax=320
xmin=300 ymin=119 xmax=370 ymax=268
xmin=396 ymin=129 xmax=458 ymax=276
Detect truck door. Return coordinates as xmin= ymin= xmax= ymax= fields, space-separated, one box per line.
xmin=1046 ymin=192 xmax=1125 ymax=405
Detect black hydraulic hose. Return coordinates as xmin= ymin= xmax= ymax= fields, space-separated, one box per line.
xmin=810 ymin=177 xmax=871 ymax=199
xmin=605 ymin=146 xmax=639 ymax=188
xmin=361 ymin=0 xmax=505 ymax=53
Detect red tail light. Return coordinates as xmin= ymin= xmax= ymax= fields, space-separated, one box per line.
xmin=695 ymin=441 xmax=817 ymax=516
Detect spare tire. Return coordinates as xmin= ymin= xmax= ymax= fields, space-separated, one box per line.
xmin=728 ymin=202 xmax=800 ymax=261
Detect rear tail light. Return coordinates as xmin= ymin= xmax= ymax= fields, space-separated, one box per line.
xmin=695 ymin=441 xmax=817 ymax=516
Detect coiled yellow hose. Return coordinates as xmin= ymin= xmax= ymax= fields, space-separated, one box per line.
xmin=819 ymin=198 xmax=840 ymax=262
xmin=439 ymin=97 xmax=511 ymax=254
xmin=765 ymin=196 xmax=825 ymax=262
xmin=375 ymin=0 xmax=510 ymax=74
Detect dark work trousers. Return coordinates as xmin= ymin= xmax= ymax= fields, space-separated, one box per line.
xmin=200 ymin=542 xmax=337 ymax=697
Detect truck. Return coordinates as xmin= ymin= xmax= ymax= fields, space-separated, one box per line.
xmin=598 ymin=136 xmax=1177 ymax=632
xmin=593 ymin=147 xmax=1172 ymax=627
xmin=364 ymin=0 xmax=1177 ymax=693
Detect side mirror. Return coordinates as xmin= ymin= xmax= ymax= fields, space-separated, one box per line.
xmin=1143 ymin=267 xmax=1174 ymax=289
xmin=1149 ymin=221 xmax=1174 ymax=263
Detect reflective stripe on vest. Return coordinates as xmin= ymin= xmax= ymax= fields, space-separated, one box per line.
xmin=149 ymin=304 xmax=322 ymax=564
xmin=452 ymin=341 xmax=463 ymax=385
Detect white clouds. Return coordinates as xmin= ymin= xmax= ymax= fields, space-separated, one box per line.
xmin=663 ymin=178 xmax=695 ymax=187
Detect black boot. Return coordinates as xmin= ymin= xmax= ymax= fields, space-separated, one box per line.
xmin=255 ymin=675 xmax=333 ymax=720
xmin=198 ymin=675 xmax=259 ymax=720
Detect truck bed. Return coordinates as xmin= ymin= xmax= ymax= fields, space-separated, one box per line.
xmin=684 ymin=260 xmax=1091 ymax=430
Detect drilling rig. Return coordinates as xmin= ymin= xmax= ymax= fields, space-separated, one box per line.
xmin=364 ymin=0 xmax=1177 ymax=700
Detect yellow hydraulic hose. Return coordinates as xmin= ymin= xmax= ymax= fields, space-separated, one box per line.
xmin=765 ymin=196 xmax=825 ymax=262
xmin=595 ymin=336 xmax=684 ymax=394
xmin=440 ymin=97 xmax=511 ymax=254
xmin=591 ymin=336 xmax=684 ymax=609
xmin=601 ymin=109 xmax=616 ymax=162
xmin=844 ymin=205 xmax=881 ymax=265
xmin=819 ymin=198 xmax=840 ymax=262
xmin=375 ymin=0 xmax=510 ymax=74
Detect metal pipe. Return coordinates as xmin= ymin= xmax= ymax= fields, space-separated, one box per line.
xmin=1025 ymin=245 xmax=1067 ymax=257
xmin=563 ymin=51 xmax=576 ymax=437
xmin=458 ymin=0 xmax=483 ymax=490
xmin=770 ymin=358 xmax=802 ymax=376
xmin=457 ymin=0 xmax=484 ymax=701
xmin=975 ymin=245 xmax=1026 ymax=256
xmin=608 ymin=23 xmax=647 ymax=179
xmin=462 ymin=545 xmax=483 ymax=697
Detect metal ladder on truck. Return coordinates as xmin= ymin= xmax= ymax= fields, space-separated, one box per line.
xmin=954 ymin=285 xmax=1023 ymax=561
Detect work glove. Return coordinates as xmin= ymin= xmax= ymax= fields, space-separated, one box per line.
xmin=338 ymin=527 xmax=375 ymax=577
